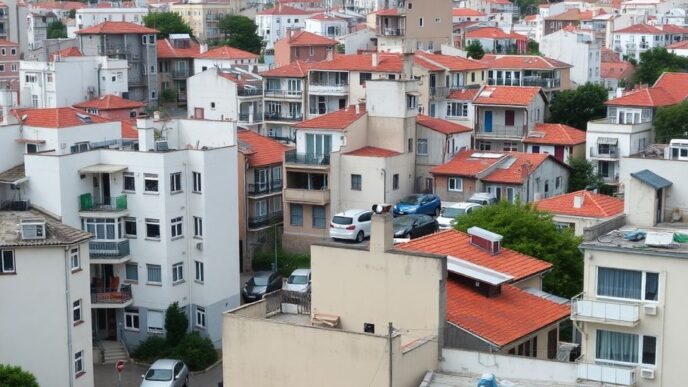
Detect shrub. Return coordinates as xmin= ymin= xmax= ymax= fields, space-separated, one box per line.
xmin=172 ymin=332 xmax=218 ymax=371
xmin=132 ymin=336 xmax=171 ymax=362
xmin=165 ymin=302 xmax=188 ymax=347
xmin=252 ymin=248 xmax=310 ymax=277
xmin=0 ymin=364 xmax=39 ymax=387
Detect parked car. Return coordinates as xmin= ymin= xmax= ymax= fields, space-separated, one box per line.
xmin=393 ymin=194 xmax=441 ymax=217
xmin=329 ymin=209 xmax=373 ymax=242
xmin=284 ymin=268 xmax=312 ymax=293
xmin=467 ymin=192 xmax=498 ymax=206
xmin=140 ymin=359 xmax=188 ymax=387
xmin=242 ymin=271 xmax=282 ymax=302
xmin=393 ymin=214 xmax=439 ymax=239
xmin=437 ymin=202 xmax=482 ymax=229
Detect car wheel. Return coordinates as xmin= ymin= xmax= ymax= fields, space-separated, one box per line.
xmin=355 ymin=231 xmax=364 ymax=243
xmin=434 ymin=207 xmax=440 ymax=217
xmin=184 ymin=376 xmax=189 ymax=387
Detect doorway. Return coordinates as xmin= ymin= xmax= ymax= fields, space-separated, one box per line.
xmin=484 ymin=111 xmax=493 ymax=132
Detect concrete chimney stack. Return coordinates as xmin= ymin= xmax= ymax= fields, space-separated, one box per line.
xmin=372 ymin=52 xmax=379 ymax=67
xmin=573 ymin=194 xmax=585 ymax=209
xmin=200 ymin=43 xmax=208 ymax=54
xmin=370 ymin=211 xmax=393 ymax=253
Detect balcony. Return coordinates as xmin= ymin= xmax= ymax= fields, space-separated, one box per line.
xmin=248 ymin=180 xmax=282 ymax=196
xmin=577 ymin=361 xmax=636 ymax=386
xmin=283 ymin=188 xmax=330 ymax=205
xmin=264 ymin=89 xmax=303 ymax=98
xmin=79 ymin=194 xmax=127 ymax=212
xmin=475 ymin=124 xmax=527 ymax=139
xmin=264 ymin=112 xmax=304 ymax=122
xmin=589 ymin=146 xmax=619 ymax=160
xmin=571 ymin=294 xmax=640 ymax=326
xmin=172 ymin=68 xmax=189 ymax=78
xmin=248 ymin=211 xmax=284 ymax=230
xmin=239 ymin=112 xmax=264 ymax=124
xmin=237 ymin=88 xmax=263 ymax=97
xmin=487 ymin=78 xmax=521 ymax=86
xmin=89 ymin=240 xmax=130 ymax=262
xmin=91 ymin=284 xmax=133 ymax=309
xmin=587 ymin=118 xmax=653 ymax=134
xmin=285 ymin=150 xmax=330 ymax=166
xmin=379 ymin=27 xmax=405 ymax=36
xmin=308 ymin=81 xmax=349 ymax=95
xmin=522 ymin=77 xmax=561 ymax=89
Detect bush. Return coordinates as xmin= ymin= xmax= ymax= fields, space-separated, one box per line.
xmin=165 ymin=302 xmax=188 ymax=347
xmin=132 ymin=336 xmax=171 ymax=362
xmin=0 ymin=364 xmax=39 ymax=387
xmin=252 ymin=248 xmax=310 ymax=277
xmin=172 ymin=332 xmax=218 ymax=371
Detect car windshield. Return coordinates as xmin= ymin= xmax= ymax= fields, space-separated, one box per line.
xmin=288 ymin=275 xmax=308 ymax=285
xmin=467 ymin=199 xmax=484 ymax=205
xmin=332 ymin=216 xmax=353 ymax=225
xmin=399 ymin=195 xmax=421 ymax=205
xmin=145 ymin=368 xmax=173 ymax=381
xmin=441 ymin=208 xmax=466 ymax=218
xmin=248 ymin=276 xmax=269 ymax=286
xmin=394 ymin=217 xmax=415 ymax=227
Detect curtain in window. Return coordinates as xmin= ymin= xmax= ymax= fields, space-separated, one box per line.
xmin=596 ymin=330 xmax=638 ymax=363
xmin=597 ymin=267 xmax=642 ymax=299
xmin=147 ymin=265 xmax=161 ymax=283
xmin=645 ymin=272 xmax=659 ymax=301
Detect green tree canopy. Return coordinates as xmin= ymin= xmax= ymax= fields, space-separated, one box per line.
xmin=453 ymin=201 xmax=583 ymax=298
xmin=165 ymin=302 xmax=188 ymax=347
xmin=633 ymin=47 xmax=688 ymax=85
xmin=567 ymin=157 xmax=603 ymax=192
xmin=526 ymin=39 xmax=541 ymax=55
xmin=47 ymin=21 xmax=67 ymax=39
xmin=218 ymin=15 xmax=263 ymax=54
xmin=144 ymin=12 xmax=193 ymax=39
xmin=653 ymin=100 xmax=688 ymax=143
xmin=0 ymin=364 xmax=39 ymax=387
xmin=465 ymin=40 xmax=485 ymax=60
xmin=548 ymin=83 xmax=608 ymax=130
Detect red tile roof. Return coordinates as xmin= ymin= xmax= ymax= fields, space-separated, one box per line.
xmin=309 ymin=53 xmax=403 ymax=72
xmin=0 ymin=39 xmax=18 ymax=47
xmin=430 ymin=149 xmax=506 ymax=177
xmin=293 ymin=105 xmax=366 ymax=130
xmin=416 ymin=114 xmax=472 ymax=135
xmin=343 ymin=146 xmax=401 ymax=157
xmin=465 ymin=27 xmax=527 ymax=40
xmin=535 ymin=190 xmax=624 ymax=218
xmin=260 ymin=60 xmax=311 ymax=77
xmin=481 ymin=152 xmax=551 ymax=184
xmin=156 ymin=38 xmax=200 ymax=59
xmin=452 ymin=8 xmax=486 ymax=17
xmin=257 ymin=4 xmax=313 ymax=15
xmin=398 ymin=229 xmax=552 ymax=281
xmin=279 ymin=30 xmax=337 ymax=46
xmin=614 ymin=23 xmax=663 ymax=34
xmin=480 ymin=54 xmax=572 ymax=69
xmin=121 ymin=120 xmax=138 ymax=139
xmin=308 ymin=12 xmax=347 ymax=21
xmin=74 ymin=94 xmax=145 ymax=110
xmin=545 ymin=8 xmax=590 ymax=21
xmin=667 ymin=39 xmax=688 ymax=49
xmin=32 ymin=1 xmax=85 ymax=10
xmin=237 ymin=129 xmax=290 ymax=167
xmin=415 ymin=52 xmax=488 ymax=72
xmin=653 ymin=72 xmax=688 ymax=102
xmin=659 ymin=24 xmax=688 ymax=34
xmin=196 ymin=45 xmax=258 ymax=60
xmin=522 ymin=123 xmax=586 ymax=146
xmin=446 ymin=280 xmax=569 ymax=347
xmin=374 ymin=8 xmax=401 ymax=16
xmin=75 ymin=21 xmax=158 ymax=35
xmin=472 ymin=86 xmax=545 ymax=106
xmin=12 ymin=107 xmax=113 ymax=128
xmin=49 ymin=46 xmax=81 ymax=61
xmin=601 ymin=47 xmax=621 ymax=63
xmin=600 ymin=61 xmax=634 ymax=80
xmin=604 ymin=87 xmax=677 ymax=107
xmin=447 ymin=88 xmax=480 ymax=100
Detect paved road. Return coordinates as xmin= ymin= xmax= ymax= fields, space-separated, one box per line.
xmin=94 ymin=362 xmax=222 ymax=387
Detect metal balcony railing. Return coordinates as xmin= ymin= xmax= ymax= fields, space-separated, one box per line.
xmin=522 ymin=77 xmax=561 ymax=88
xmin=285 ymin=150 xmax=330 ymax=165
xmin=237 ymin=88 xmax=263 ymax=97
xmin=89 ymin=240 xmax=130 ymax=258
xmin=487 ymin=78 xmax=522 ymax=86
xmin=91 ymin=284 xmax=133 ymax=305
xmin=79 ymin=194 xmax=127 ymax=211
xmin=248 ymin=211 xmax=284 ymax=229
xmin=589 ymin=146 xmax=619 ymax=159
xmin=264 ymin=112 xmax=303 ymax=121
xmin=264 ymin=89 xmax=303 ymax=98
xmin=172 ymin=68 xmax=189 ymax=78
xmin=248 ymin=180 xmax=282 ymax=195
xmin=239 ymin=112 xmax=264 ymax=122
xmin=475 ymin=123 xmax=527 ymax=138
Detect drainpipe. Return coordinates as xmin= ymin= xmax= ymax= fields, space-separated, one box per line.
xmin=97 ymin=64 xmax=102 ymax=97
xmin=64 ymin=246 xmax=75 ymax=387
xmin=183 ymin=161 xmax=193 ymax=334
xmin=381 ymin=168 xmax=387 ymax=203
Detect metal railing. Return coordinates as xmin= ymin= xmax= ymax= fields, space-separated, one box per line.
xmin=264 ymin=89 xmax=303 ymax=98
xmin=248 ymin=180 xmax=282 ymax=195
xmin=309 ymin=80 xmax=349 ymax=87
xmin=522 ymin=77 xmax=561 ymax=88
xmin=89 ymin=240 xmax=130 ymax=258
xmin=238 ymin=112 xmax=264 ymax=122
xmin=237 ymin=88 xmax=263 ymax=96
xmin=487 ymin=78 xmax=521 ymax=86
xmin=248 ymin=211 xmax=284 ymax=229
xmin=379 ymin=28 xmax=405 ymax=36
xmin=91 ymin=284 xmax=132 ymax=305
xmin=571 ymin=293 xmax=640 ymax=325
xmin=589 ymin=146 xmax=619 ymax=158
xmin=79 ymin=194 xmax=127 ymax=211
xmin=172 ymin=68 xmax=189 ymax=78
xmin=285 ymin=150 xmax=330 ymax=165
xmin=264 ymin=112 xmax=303 ymax=121
xmin=475 ymin=124 xmax=527 ymax=138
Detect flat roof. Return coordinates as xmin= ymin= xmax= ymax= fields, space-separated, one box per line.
xmin=423 ymin=371 xmax=578 ymax=387
xmin=581 ymin=225 xmax=688 ymax=256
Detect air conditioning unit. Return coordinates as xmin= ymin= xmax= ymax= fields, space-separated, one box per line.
xmin=154 ymin=140 xmax=169 ymax=151
xmin=643 ymin=304 xmax=658 ymax=316
xmin=196 ymin=242 xmax=203 ymax=251
xmin=20 ymin=219 xmax=46 ymax=240
xmin=640 ymin=368 xmax=655 ymax=380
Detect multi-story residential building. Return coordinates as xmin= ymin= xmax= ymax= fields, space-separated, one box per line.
xmin=76 ymin=21 xmax=159 ymax=105
xmin=481 ymin=54 xmax=573 ymax=98
xmin=305 ymin=12 xmax=349 ymax=39
xmin=74 ymin=7 xmax=148 ymax=33
xmin=26 ymin=9 xmax=59 ymax=50
xmin=544 ymin=8 xmax=592 ymax=36
xmin=373 ymin=0 xmax=453 ymax=53
xmin=273 ymin=30 xmax=337 ymax=67
xmin=430 ymin=150 xmax=570 ymax=203
xmin=0 ymin=3 xmax=9 ymax=41
xmin=157 ymin=34 xmax=201 ymax=106
xmin=586 ymin=72 xmax=688 ymax=186
xmin=441 ymin=87 xmax=480 ymax=128
xmin=464 ymin=26 xmax=528 ymax=54
xmin=612 ymin=24 xmax=688 ymax=61
xmin=193 ymin=45 xmax=260 ymax=73
xmin=261 ymin=60 xmax=309 ymax=140
xmin=540 ymin=28 xmax=601 ymax=86
xmin=452 ymin=8 xmax=488 ymax=23
xmin=0 ymin=210 xmax=94 ymax=387
xmin=256 ymin=5 xmax=316 ymax=50
xmin=522 ymin=123 xmax=586 ymax=164
xmin=280 ymin=0 xmax=326 ymax=11
xmin=473 ymin=85 xmax=548 ymax=152
xmin=535 ymin=190 xmax=625 ymax=236
xmin=172 ymin=1 xmax=241 ymax=42
xmin=237 ymin=129 xmax=289 ymax=269
xmin=0 ymin=39 xmax=19 ymax=99
xmin=601 ymin=60 xmax=635 ymax=95
xmin=73 ymin=94 xmax=144 ymax=121
xmin=667 ymin=38 xmax=688 ymax=56
xmin=20 ymin=55 xmax=128 ymax=108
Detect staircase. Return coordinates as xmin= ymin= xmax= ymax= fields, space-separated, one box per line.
xmin=101 ymin=340 xmax=128 ymax=364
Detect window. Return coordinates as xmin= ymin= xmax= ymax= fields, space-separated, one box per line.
xmin=408 ymin=138 xmax=413 ymax=153
xmin=503 ymin=142 xmax=518 ymax=151
xmin=312 ymin=206 xmax=326 ymax=229
xmin=446 ymin=102 xmax=468 ymax=117
xmin=84 ymin=218 xmax=116 ymax=240
xmin=170 ymin=172 xmax=182 ymax=193
xmin=123 ymin=172 xmax=135 ymax=192
xmin=144 ymin=174 xmax=159 ymax=193
xmin=193 ymin=217 xmax=203 ymax=238
xmin=172 ymin=262 xmax=184 ymax=283
xmin=147 ymin=264 xmax=162 ymax=284
xmin=196 ymin=307 xmax=206 ymax=328
xmin=642 ymin=336 xmax=657 ymax=365
xmin=124 ymin=218 xmax=137 ymax=237
xmin=125 ymin=263 xmax=138 ymax=282
xmin=210 ymin=102 xmax=216 ymax=109
xmin=555 ymin=176 xmax=562 ymax=190
xmin=10 ymin=48 xmax=15 ymax=56
xmin=11 ymin=64 xmax=16 ymax=72
xmin=351 ymin=174 xmax=362 ymax=190
xmin=145 ymin=219 xmax=160 ymax=240
xmin=195 ymin=261 xmax=204 ymax=283
xmin=419 ymin=17 xmax=424 ymax=27
xmin=406 ymin=94 xmax=417 ymax=110
xmin=359 ymin=72 xmax=372 ymax=85
xmin=392 ymin=174 xmax=400 ymax=190
xmin=192 ymin=171 xmax=202 ymax=193
xmin=448 ymin=177 xmax=463 ymax=192
xmin=74 ymin=350 xmax=84 ymax=375
xmin=124 ymin=309 xmax=139 ymax=330
xmin=70 ymin=248 xmax=80 ymax=271
xmin=597 ymin=268 xmax=659 ymax=301
xmin=596 ymin=330 xmax=656 ymax=365
xmin=73 ymin=299 xmax=82 ymax=323
xmin=506 ymin=187 xmax=516 ymax=203
xmin=290 ymin=204 xmax=303 ymax=226
xmin=147 ymin=310 xmax=164 ymax=333
xmin=25 ymin=74 xmax=37 ymax=83
xmin=171 ymin=216 xmax=183 ymax=238
xmin=417 ymin=139 xmax=428 ymax=155
xmin=0 ymin=64 xmax=4 ymax=72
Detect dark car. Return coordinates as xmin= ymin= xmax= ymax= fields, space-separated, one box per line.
xmin=393 ymin=194 xmax=441 ymax=217
xmin=393 ymin=214 xmax=439 ymax=239
xmin=242 ymin=271 xmax=282 ymax=302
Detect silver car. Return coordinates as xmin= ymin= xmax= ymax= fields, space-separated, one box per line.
xmin=140 ymin=359 xmax=189 ymax=387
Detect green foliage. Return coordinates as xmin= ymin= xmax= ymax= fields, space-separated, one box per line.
xmin=47 ymin=21 xmax=67 ymax=39
xmin=132 ymin=336 xmax=171 ymax=362
xmin=548 ymin=83 xmax=608 ymax=130
xmin=253 ymin=247 xmax=310 ymax=277
xmin=465 ymin=41 xmax=485 ymax=60
xmin=68 ymin=9 xmax=76 ymax=19
xmin=161 ymin=88 xmax=177 ymax=103
xmin=171 ymin=332 xmax=218 ymax=371
xmin=165 ymin=302 xmax=188 ymax=347
xmin=526 ymin=39 xmax=541 ymax=55
xmin=0 ymin=364 xmax=39 ymax=387
xmin=567 ymin=157 xmax=603 ymax=192
xmin=453 ymin=201 xmax=583 ymax=298
xmin=653 ymin=101 xmax=688 ymax=143
xmin=633 ymin=48 xmax=688 ymax=85
xmin=144 ymin=12 xmax=193 ymax=38
xmin=218 ymin=15 xmax=264 ymax=54
xmin=336 ymin=43 xmax=345 ymax=53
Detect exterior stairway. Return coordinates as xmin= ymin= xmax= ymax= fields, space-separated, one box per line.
xmin=101 ymin=340 xmax=128 ymax=364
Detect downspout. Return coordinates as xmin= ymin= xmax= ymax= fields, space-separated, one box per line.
xmin=97 ymin=64 xmax=102 ymax=97
xmin=64 ymin=246 xmax=75 ymax=387
xmin=183 ymin=161 xmax=193 ymax=333
xmin=244 ymin=157 xmax=250 ymax=272
xmin=381 ymin=168 xmax=387 ymax=203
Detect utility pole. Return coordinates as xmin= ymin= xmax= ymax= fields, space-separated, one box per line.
xmin=388 ymin=322 xmax=393 ymax=387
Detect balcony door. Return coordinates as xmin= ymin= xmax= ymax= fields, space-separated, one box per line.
xmin=306 ymin=133 xmax=332 ymax=158
xmin=484 ymin=111 xmax=493 ymax=132
xmin=93 ymin=173 xmax=111 ymax=204
xmin=287 ymin=79 xmax=301 ymax=95
xmin=505 ymin=110 xmax=515 ymax=126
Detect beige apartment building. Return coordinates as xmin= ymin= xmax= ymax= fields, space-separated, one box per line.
xmin=373 ymin=0 xmax=453 ymax=53
xmin=172 ymin=1 xmax=244 ymax=42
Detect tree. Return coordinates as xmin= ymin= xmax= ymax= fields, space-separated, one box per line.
xmin=144 ymin=12 xmax=192 ymax=39
xmin=526 ymin=39 xmax=541 ymax=55
xmin=68 ymin=9 xmax=76 ymax=19
xmin=453 ymin=201 xmax=583 ymax=298
xmin=653 ymin=100 xmax=688 ymax=143
xmin=633 ymin=47 xmax=688 ymax=85
xmin=47 ymin=21 xmax=67 ymax=39
xmin=0 ymin=364 xmax=39 ymax=387
xmin=567 ymin=157 xmax=603 ymax=192
xmin=465 ymin=41 xmax=485 ymax=60
xmin=165 ymin=302 xmax=188 ymax=347
xmin=548 ymin=82 xmax=608 ymax=130
xmin=218 ymin=15 xmax=263 ymax=54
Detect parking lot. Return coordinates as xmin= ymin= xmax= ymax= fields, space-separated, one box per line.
xmin=94 ymin=361 xmax=222 ymax=387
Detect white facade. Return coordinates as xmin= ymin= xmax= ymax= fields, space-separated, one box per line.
xmin=193 ymin=56 xmax=260 ymax=74
xmin=541 ymin=29 xmax=601 ymax=86
xmin=256 ymin=11 xmax=315 ymax=49
xmin=336 ymin=28 xmax=376 ymax=54
xmin=305 ymin=16 xmax=349 ymax=39
xmin=613 ymin=30 xmax=665 ymax=62
xmin=26 ymin=9 xmax=57 ymax=50
xmin=73 ymin=8 xmax=149 ymax=37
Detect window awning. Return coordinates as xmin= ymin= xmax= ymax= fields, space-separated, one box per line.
xmin=597 ymin=137 xmax=618 ymax=145
xmin=15 ymin=138 xmax=46 ymax=144
xmin=78 ymin=164 xmax=128 ymax=174
xmin=0 ymin=164 xmax=27 ymax=184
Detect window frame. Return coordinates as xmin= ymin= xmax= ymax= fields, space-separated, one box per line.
xmin=147 ymin=264 xmax=162 ymax=285
xmin=123 ymin=172 xmax=135 ymax=192
xmin=448 ymin=177 xmax=463 ymax=192
xmin=74 ymin=350 xmax=84 ymax=375
xmin=172 ymin=262 xmax=184 ymax=284
xmin=596 ymin=267 xmax=660 ymax=303
xmin=195 ymin=306 xmax=206 ymax=328
xmin=73 ymin=299 xmax=82 ymax=324
xmin=417 ymin=138 xmax=428 ymax=156
xmin=595 ymin=329 xmax=657 ymax=366
xmin=351 ymin=174 xmax=362 ymax=191
xmin=195 ymin=260 xmax=204 ymax=283
xmin=145 ymin=218 xmax=161 ymax=240
xmin=192 ymin=171 xmax=202 ymax=193
xmin=144 ymin=174 xmax=159 ymax=194
xmin=125 ymin=263 xmax=138 ymax=282
xmin=123 ymin=217 xmax=137 ymax=238
xmin=124 ymin=308 xmax=140 ymax=331
xmin=1 ymin=249 xmax=15 ymax=274
xmin=70 ymin=247 xmax=80 ymax=272
xmin=170 ymin=216 xmax=183 ymax=239
xmin=312 ymin=206 xmax=326 ymax=229
xmin=193 ymin=216 xmax=203 ymax=238
xmin=290 ymin=204 xmax=303 ymax=226
xmin=392 ymin=174 xmax=400 ymax=190
xmin=170 ymin=172 xmax=182 ymax=193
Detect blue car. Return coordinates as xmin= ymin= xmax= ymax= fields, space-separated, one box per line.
xmin=393 ymin=194 xmax=441 ymax=217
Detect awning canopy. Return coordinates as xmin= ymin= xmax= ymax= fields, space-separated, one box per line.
xmin=631 ymin=169 xmax=672 ymax=190
xmin=78 ymin=164 xmax=128 ymax=174
xmin=15 ymin=138 xmax=46 ymax=144
xmin=0 ymin=164 xmax=27 ymax=184
xmin=597 ymin=137 xmax=618 ymax=145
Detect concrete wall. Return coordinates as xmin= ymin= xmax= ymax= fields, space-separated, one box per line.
xmin=187 ymin=68 xmax=238 ymax=120
xmin=541 ymin=29 xmax=600 ymax=85
xmin=623 ymin=176 xmax=657 ymax=227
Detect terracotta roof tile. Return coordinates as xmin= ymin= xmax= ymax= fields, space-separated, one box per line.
xmin=75 ymin=21 xmax=158 ymax=34
xmin=156 ymin=38 xmax=200 ymax=58
xmin=472 ymin=86 xmax=544 ymax=106
xmin=121 ymin=120 xmax=138 ymax=139
xmin=260 ymin=60 xmax=311 ymax=77
xmin=522 ymin=123 xmax=586 ymax=146
xmin=237 ymin=130 xmax=290 ymax=167
xmin=415 ymin=52 xmax=488 ymax=71
xmin=11 ymin=107 xmax=113 ymax=128
xmin=452 ymin=8 xmax=486 ymax=16
xmin=667 ymin=39 xmax=688 ymax=49
xmin=49 ymin=46 xmax=81 ymax=61
xmin=480 ymin=54 xmax=572 ymax=69
xmin=605 ymin=87 xmax=678 ymax=107
xmin=196 ymin=45 xmax=258 ymax=60
xmin=430 ymin=149 xmax=506 ymax=177
xmin=447 ymin=88 xmax=480 ymax=100
xmin=293 ymin=105 xmax=366 ymax=130
xmin=481 ymin=152 xmax=551 ymax=184
xmin=653 ymin=72 xmax=688 ymax=102
xmin=374 ymin=8 xmax=400 ymax=16
xmin=74 ymin=94 xmax=144 ymax=110
xmin=535 ymin=190 xmax=624 ymax=218
xmin=601 ymin=47 xmax=621 ymax=63
xmin=660 ymin=24 xmax=688 ymax=34
xmin=416 ymin=114 xmax=472 ymax=135
xmin=465 ymin=27 xmax=527 ymax=40
xmin=258 ymin=4 xmax=313 ymax=15
xmin=308 ymin=12 xmax=346 ymax=21
xmin=278 ymin=30 xmax=337 ymax=46
xmin=309 ymin=53 xmax=403 ymax=72
xmin=32 ymin=1 xmax=85 ymax=10
xmin=614 ymin=23 xmax=663 ymax=34
xmin=600 ymin=61 xmax=634 ymax=80
xmin=545 ymin=8 xmax=590 ymax=21
xmin=343 ymin=146 xmax=401 ymax=157
xmin=0 ymin=39 xmax=18 ymax=47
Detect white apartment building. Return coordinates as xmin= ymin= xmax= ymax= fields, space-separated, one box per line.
xmin=0 ymin=210 xmax=94 ymax=387
xmin=541 ymin=28 xmax=601 ymax=86
xmin=256 ymin=5 xmax=317 ymax=50
xmin=193 ymin=45 xmax=260 ymax=74
xmin=20 ymin=55 xmax=128 ymax=108
xmin=611 ymin=24 xmax=678 ymax=62
xmin=73 ymin=7 xmax=149 ymax=36
xmin=305 ymin=13 xmax=349 ymax=39
xmin=26 ymin=9 xmax=58 ymax=50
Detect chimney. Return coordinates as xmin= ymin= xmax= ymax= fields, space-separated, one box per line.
xmin=137 ymin=118 xmax=156 ymax=152
xmin=467 ymin=227 xmax=503 ymax=255
xmin=520 ymin=160 xmax=530 ymax=180
xmin=200 ymin=43 xmax=208 ymax=54
xmin=372 ymin=52 xmax=379 ymax=67
xmin=370 ymin=205 xmax=394 ymax=252
xmin=355 ymin=104 xmax=360 ymax=114
xmin=573 ymin=194 xmax=585 ymax=209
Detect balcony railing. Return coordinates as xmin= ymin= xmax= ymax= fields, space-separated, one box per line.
xmin=239 ymin=112 xmax=264 ymax=123
xmin=577 ymin=361 xmax=637 ymax=386
xmin=589 ymin=146 xmax=619 ymax=159
xmin=571 ymin=293 xmax=640 ymax=326
xmin=89 ymin=240 xmax=130 ymax=258
xmin=283 ymin=188 xmax=330 ymax=205
xmin=285 ymin=150 xmax=330 ymax=166
xmin=379 ymin=28 xmax=405 ymax=36
xmin=264 ymin=89 xmax=303 ymax=98
xmin=79 ymin=194 xmax=127 ymax=212
xmin=308 ymin=82 xmax=349 ymax=94
xmin=264 ymin=112 xmax=303 ymax=121
xmin=237 ymin=88 xmax=263 ymax=97
xmin=248 ymin=180 xmax=282 ymax=195
xmin=91 ymin=284 xmax=133 ymax=307
xmin=475 ymin=124 xmax=527 ymax=138
xmin=248 ymin=211 xmax=284 ymax=229
xmin=487 ymin=78 xmax=521 ymax=86
xmin=522 ymin=77 xmax=561 ymax=89
xmin=172 ymin=68 xmax=189 ymax=78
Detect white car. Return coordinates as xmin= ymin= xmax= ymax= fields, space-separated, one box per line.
xmin=284 ymin=268 xmax=312 ymax=293
xmin=437 ymin=202 xmax=482 ymax=229
xmin=329 ymin=209 xmax=373 ymax=242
